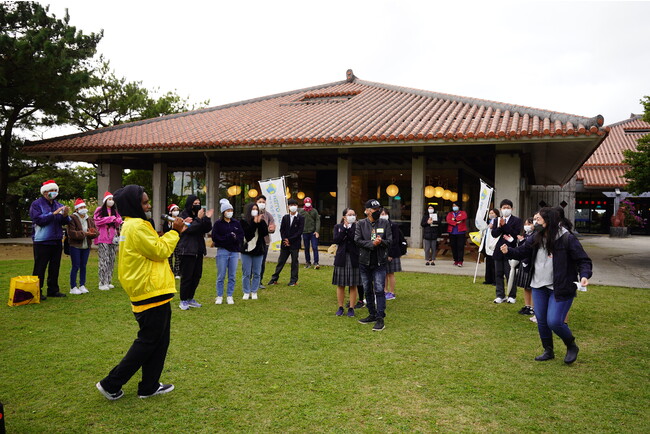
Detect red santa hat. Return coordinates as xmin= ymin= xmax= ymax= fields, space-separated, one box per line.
xmin=40 ymin=180 xmax=59 ymax=195
xmin=168 ymin=203 xmax=179 ymax=212
xmin=102 ymin=191 xmax=113 ymax=204
xmin=74 ymin=198 xmax=87 ymax=209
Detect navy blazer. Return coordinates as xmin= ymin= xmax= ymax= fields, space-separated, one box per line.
xmin=280 ymin=213 xmax=305 ymax=249
xmin=491 ymin=215 xmax=523 ymax=259
xmin=332 ymin=223 xmax=359 ymax=268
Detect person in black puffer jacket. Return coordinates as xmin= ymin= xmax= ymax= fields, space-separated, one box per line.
xmin=420 ymin=203 xmax=440 ymax=266
xmin=177 ymin=195 xmax=213 ymax=310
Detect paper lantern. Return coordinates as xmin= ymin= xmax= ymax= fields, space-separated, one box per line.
xmin=434 ymin=186 xmax=444 ymax=198
xmin=227 ymin=185 xmax=242 ymax=196
xmin=330 ymin=192 xmax=337 ymax=198
xmin=424 ymin=185 xmax=435 ymax=198
xmin=462 ymin=193 xmax=470 ymax=202
xmin=386 ymin=184 xmax=399 ymax=197
xmin=442 ymin=189 xmax=452 ymax=200
xmin=248 ymin=188 xmax=258 ymax=198
xmin=297 ymin=191 xmax=305 ymax=200
xmin=450 ymin=192 xmax=458 ymax=202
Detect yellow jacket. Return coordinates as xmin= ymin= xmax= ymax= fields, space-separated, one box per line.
xmin=118 ymin=217 xmax=179 ymax=310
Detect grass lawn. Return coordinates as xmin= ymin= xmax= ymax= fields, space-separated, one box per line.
xmin=1 ymin=252 xmax=649 ymax=433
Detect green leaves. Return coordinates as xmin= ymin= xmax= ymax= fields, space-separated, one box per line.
xmin=622 ymin=96 xmax=650 ymax=195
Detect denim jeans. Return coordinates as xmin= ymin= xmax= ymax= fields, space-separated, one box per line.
xmin=302 ymin=233 xmax=319 ymax=265
xmin=216 ymin=248 xmax=240 ymax=297
xmin=359 ymin=263 xmax=387 ymax=319
xmin=70 ymin=246 xmax=91 ymax=288
xmin=241 ymin=253 xmax=263 ymax=293
xmin=532 ymin=286 xmax=574 ymax=341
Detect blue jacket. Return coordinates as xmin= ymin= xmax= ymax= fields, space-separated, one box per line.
xmin=332 ymin=223 xmax=359 ymax=268
xmin=29 ymin=197 xmax=70 ymax=244
xmin=211 ymin=218 xmax=244 ymax=252
xmin=505 ymin=232 xmax=593 ymax=300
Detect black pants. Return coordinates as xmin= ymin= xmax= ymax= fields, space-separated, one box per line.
xmin=33 ymin=242 xmax=63 ymax=295
xmin=101 ymin=302 xmax=171 ymax=396
xmin=484 ymin=255 xmax=495 ymax=284
xmin=449 ymin=233 xmax=466 ymax=263
xmin=260 ymin=244 xmax=269 ymax=282
xmin=179 ymin=254 xmax=202 ymax=301
xmin=270 ymin=247 xmax=299 ymax=284
xmin=494 ymin=256 xmax=516 ymax=299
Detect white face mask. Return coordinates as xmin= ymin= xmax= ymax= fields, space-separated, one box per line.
xmin=224 ymin=211 xmax=234 ymax=219
xmin=524 ymin=225 xmax=532 ymax=233
xmin=428 ymin=209 xmax=435 ymax=214
xmin=106 ymin=199 xmax=114 ymax=207
xmin=171 ymin=210 xmax=179 ymax=217
xmin=77 ymin=208 xmax=88 ymax=215
xmin=379 ymin=215 xmax=389 ymax=220
xmin=251 ymin=210 xmax=259 ymax=217
xmin=257 ymin=202 xmax=266 ymax=210
xmin=47 ymin=191 xmax=58 ymax=199
xmin=145 ymin=211 xmax=152 ymax=219
xmin=346 ymin=215 xmax=356 ymax=224
xmin=289 ymin=206 xmax=297 ymax=213
xmin=501 ymin=208 xmax=512 ymax=218
xmin=452 ymin=206 xmax=459 ymax=212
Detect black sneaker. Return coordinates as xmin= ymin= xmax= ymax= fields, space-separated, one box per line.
xmin=373 ymin=318 xmax=385 ymax=331
xmin=288 ymin=282 xmax=298 ymax=287
xmin=139 ymin=383 xmax=174 ymax=399
xmin=267 ymin=280 xmax=278 ymax=286
xmin=96 ymin=382 xmax=124 ymax=401
xmin=358 ymin=315 xmax=377 ymax=324
xmin=304 ymin=263 xmax=311 ymax=269
xmin=354 ymin=301 xmax=365 ymax=309
xmin=518 ymin=306 xmax=529 ymax=315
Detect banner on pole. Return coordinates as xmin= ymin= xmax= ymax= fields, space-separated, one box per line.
xmin=474 ymin=180 xmax=493 ymax=231
xmin=258 ymin=177 xmax=287 ymax=251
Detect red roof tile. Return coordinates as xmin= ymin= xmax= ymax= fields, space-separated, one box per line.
xmin=25 ymin=71 xmax=608 ymax=154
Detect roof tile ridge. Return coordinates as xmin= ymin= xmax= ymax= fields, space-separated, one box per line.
xmin=605 ymin=114 xmax=644 ymax=129
xmin=353 ymin=78 xmax=604 ymax=129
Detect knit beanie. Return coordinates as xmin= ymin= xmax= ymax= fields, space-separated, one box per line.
xmin=220 ymin=198 xmax=233 ymax=213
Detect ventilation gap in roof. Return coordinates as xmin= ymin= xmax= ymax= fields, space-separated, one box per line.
xmin=281 ymin=90 xmax=361 ymax=107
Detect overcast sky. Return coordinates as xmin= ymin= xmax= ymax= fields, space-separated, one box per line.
xmin=42 ymin=0 xmax=649 ymax=139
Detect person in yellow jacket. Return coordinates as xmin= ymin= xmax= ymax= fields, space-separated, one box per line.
xmin=96 ymin=185 xmax=189 ymax=400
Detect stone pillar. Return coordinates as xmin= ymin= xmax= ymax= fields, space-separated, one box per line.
xmin=152 ymin=161 xmax=168 ymax=232
xmin=205 ymin=159 xmax=221 ymax=214
xmin=261 ymin=156 xmax=288 ymax=181
xmin=336 ymin=154 xmax=352 ymax=219
xmin=494 ymin=151 xmax=521 ymax=216
xmin=410 ymin=152 xmax=425 ymax=248
xmin=97 ymin=162 xmax=123 ymax=199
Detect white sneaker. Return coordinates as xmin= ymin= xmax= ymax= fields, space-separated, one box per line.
xmin=243 ymin=293 xmax=250 ymax=300
xmin=175 ymin=276 xmax=181 ymax=280
xmin=251 ymin=292 xmax=258 ymax=300
xmin=108 ymin=284 xmax=115 ymax=289
xmin=79 ymin=285 xmax=89 ymax=294
xmin=227 ymin=296 xmax=235 ymax=305
xmin=493 ymin=297 xmax=505 ymax=304
xmin=506 ymin=297 xmax=516 ymax=304
xmin=99 ymin=285 xmax=110 ymax=291
xmin=215 ymin=296 xmax=223 ymax=305
xmin=70 ymin=287 xmax=82 ymax=295
xmin=530 ymin=315 xmax=538 ymax=323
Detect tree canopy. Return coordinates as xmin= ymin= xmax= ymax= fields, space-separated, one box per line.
xmin=622 ymin=96 xmax=650 ymax=194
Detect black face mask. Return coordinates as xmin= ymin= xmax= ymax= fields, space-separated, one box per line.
xmin=192 ymin=204 xmax=201 ymax=212
xmin=371 ymin=210 xmax=381 ymax=220
xmin=534 ymin=223 xmax=544 ymax=232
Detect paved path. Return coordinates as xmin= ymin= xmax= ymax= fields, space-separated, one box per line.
xmin=2 ymin=234 xmax=648 ymax=288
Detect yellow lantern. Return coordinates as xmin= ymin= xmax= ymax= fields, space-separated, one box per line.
xmin=329 ymin=191 xmax=337 ymax=198
xmin=297 ymin=191 xmax=305 ymax=200
xmin=227 ymin=185 xmax=242 ymax=196
xmin=442 ymin=189 xmax=452 ymax=200
xmin=285 ymin=187 xmax=291 ymax=199
xmin=424 ymin=185 xmax=435 ymax=198
xmin=450 ymin=192 xmax=458 ymax=202
xmin=386 ymin=184 xmax=399 ymax=197
xmin=434 ymin=186 xmax=444 ymax=198
xmin=248 ymin=188 xmax=258 ymax=198
xmin=462 ymin=193 xmax=470 ymax=202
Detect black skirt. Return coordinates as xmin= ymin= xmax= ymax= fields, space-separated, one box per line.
xmin=332 ymin=255 xmax=361 ymax=286
xmin=515 ymin=262 xmax=533 ymax=289
xmin=386 ymin=256 xmax=402 ymax=273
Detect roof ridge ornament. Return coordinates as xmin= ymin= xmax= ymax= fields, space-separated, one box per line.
xmin=346 ymin=69 xmax=355 ymax=83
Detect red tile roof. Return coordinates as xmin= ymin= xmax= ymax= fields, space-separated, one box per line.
xmin=25 ymin=70 xmax=608 ymax=154
xmin=576 ymin=114 xmax=650 ymax=187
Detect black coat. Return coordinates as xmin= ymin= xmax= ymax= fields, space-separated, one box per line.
xmin=241 ymin=219 xmax=269 ymax=256
xmin=176 ymin=195 xmax=212 ymax=256
xmin=491 ymin=215 xmax=523 ymax=259
xmin=387 ymin=221 xmax=402 ymax=258
xmin=420 ymin=214 xmax=440 ymax=240
xmin=332 ymin=223 xmax=359 ymax=268
xmin=280 ymin=213 xmax=305 ymax=250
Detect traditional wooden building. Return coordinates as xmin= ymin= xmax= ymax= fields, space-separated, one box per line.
xmin=25 ymin=70 xmax=609 ymax=246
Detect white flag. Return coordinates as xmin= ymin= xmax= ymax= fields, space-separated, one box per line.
xmin=258 ymin=177 xmax=288 ymax=251
xmin=474 ymin=180 xmax=493 ymax=231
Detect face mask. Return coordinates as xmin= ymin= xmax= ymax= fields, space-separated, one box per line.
xmin=489 ymin=214 xmax=496 ymax=220
xmin=251 ymin=210 xmax=259 ymax=217
xmin=48 ymin=191 xmax=58 ymax=199
xmin=106 ymin=200 xmax=114 ymax=207
xmin=501 ymin=208 xmax=512 ymax=218
xmin=524 ymin=225 xmax=532 ymax=233
xmin=346 ymin=215 xmax=356 ymax=224
xmin=379 ymin=215 xmax=389 ymax=220
xmin=452 ymin=206 xmax=459 ymax=212
xmin=257 ymin=202 xmax=266 ymax=210
xmin=304 ymin=203 xmax=312 ymax=209
xmin=534 ymin=222 xmax=544 ymax=232
xmin=171 ymin=210 xmax=179 ymax=217
xmin=289 ymin=206 xmax=298 ymax=213
xmin=145 ymin=211 xmax=152 ymax=219
xmin=428 ymin=209 xmax=434 ymax=214
xmin=371 ymin=210 xmax=381 ymax=220
xmin=224 ymin=211 xmax=234 ymax=219
xmin=192 ymin=204 xmax=201 ymax=212
xmin=77 ymin=208 xmax=88 ymax=216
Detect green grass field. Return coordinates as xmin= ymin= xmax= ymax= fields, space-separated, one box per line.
xmin=1 ymin=253 xmax=648 ymax=433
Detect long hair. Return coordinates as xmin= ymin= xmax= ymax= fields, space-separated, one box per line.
xmin=532 ymin=207 xmax=563 ymax=255
xmin=244 ymin=202 xmax=258 ymax=224
xmin=553 ymin=206 xmax=573 ymax=232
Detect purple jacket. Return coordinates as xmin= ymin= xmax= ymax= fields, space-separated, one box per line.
xmin=29 ymin=197 xmax=70 ymax=244
xmin=93 ymin=207 xmax=123 ymax=244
